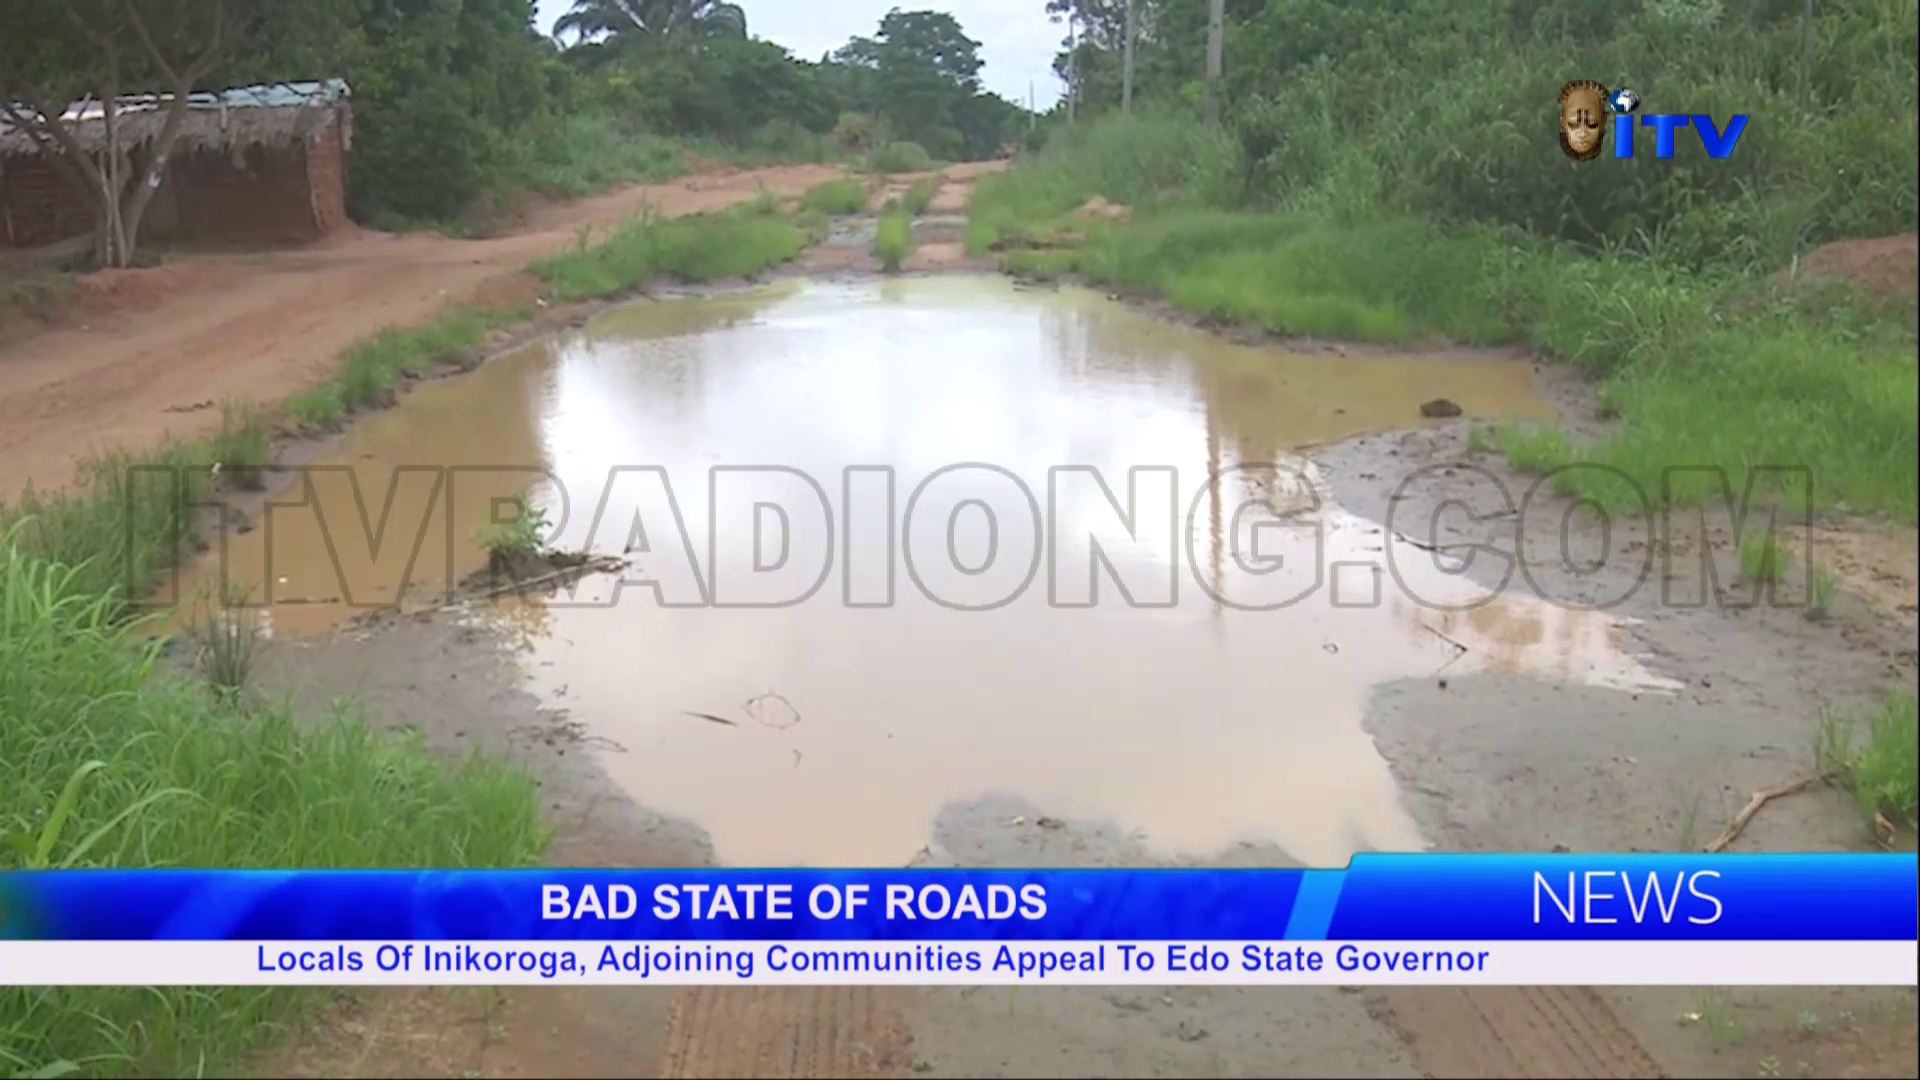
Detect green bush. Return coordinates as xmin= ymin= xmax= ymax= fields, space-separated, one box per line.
xmin=868 ymin=141 xmax=935 ymax=174
xmin=800 ymin=178 xmax=870 ymax=216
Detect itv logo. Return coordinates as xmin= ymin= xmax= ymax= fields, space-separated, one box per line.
xmin=1559 ymin=80 xmax=1750 ymax=162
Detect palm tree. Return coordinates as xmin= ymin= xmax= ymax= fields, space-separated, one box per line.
xmin=554 ymin=0 xmax=748 ymax=46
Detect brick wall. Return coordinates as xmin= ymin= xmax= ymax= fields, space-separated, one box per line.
xmin=0 ymin=153 xmax=95 ymax=247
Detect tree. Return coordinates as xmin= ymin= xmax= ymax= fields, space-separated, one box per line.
xmin=0 ymin=0 xmax=343 ymax=266
xmin=554 ymin=0 xmax=748 ymax=46
xmin=833 ymin=9 xmax=985 ymax=157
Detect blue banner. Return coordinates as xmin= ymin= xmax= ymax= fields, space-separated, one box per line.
xmin=3 ymin=855 xmax=1913 ymax=942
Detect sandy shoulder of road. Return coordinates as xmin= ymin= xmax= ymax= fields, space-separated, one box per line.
xmin=0 ymin=162 xmax=848 ymax=501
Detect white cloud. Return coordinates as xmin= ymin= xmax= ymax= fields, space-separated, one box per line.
xmin=533 ymin=0 xmax=1064 ymax=105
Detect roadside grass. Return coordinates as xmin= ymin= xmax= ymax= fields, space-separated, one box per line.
xmin=901 ymin=178 xmax=939 ymax=216
xmin=0 ymin=527 xmax=547 ymax=1077
xmin=1808 ymin=562 xmax=1840 ymax=620
xmin=968 ymin=192 xmax=1919 ymax=522
xmin=799 ymin=178 xmax=868 ymax=216
xmin=285 ymin=307 xmax=523 ymax=433
xmin=206 ymin=401 xmax=273 ymax=490
xmin=505 ymin=114 xmax=686 ymax=199
xmin=0 ymin=268 xmax=77 ymax=336
xmin=1816 ymin=692 xmax=1920 ymax=840
xmin=686 ymin=121 xmax=837 ymax=167
xmin=1741 ymin=535 xmax=1787 ymax=585
xmin=531 ymin=205 xmax=807 ymax=302
xmin=874 ymin=210 xmax=913 ymax=273
xmin=0 ymin=181 xmax=827 ymax=1078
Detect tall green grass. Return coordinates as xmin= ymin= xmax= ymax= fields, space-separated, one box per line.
xmin=970 ymin=112 xmax=1919 ymax=522
xmin=532 ymin=205 xmax=808 ymax=301
xmin=874 ymin=210 xmax=913 ymax=273
xmin=1818 ymin=692 xmax=1920 ymax=839
xmin=504 ymin=113 xmax=687 ymax=199
xmin=0 ymin=530 xmax=547 ymax=1076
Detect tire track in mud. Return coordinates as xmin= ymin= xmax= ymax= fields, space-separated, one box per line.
xmin=658 ymin=986 xmax=915 ymax=1078
xmin=1371 ymin=987 xmax=1667 ymax=1078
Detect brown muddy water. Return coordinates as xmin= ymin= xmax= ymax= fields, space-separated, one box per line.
xmin=174 ymin=275 xmax=1684 ymax=869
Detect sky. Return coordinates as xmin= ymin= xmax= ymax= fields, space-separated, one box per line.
xmin=532 ymin=0 xmax=1066 ymax=107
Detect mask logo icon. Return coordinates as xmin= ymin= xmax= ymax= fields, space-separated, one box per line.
xmin=1559 ymin=80 xmax=1610 ymax=161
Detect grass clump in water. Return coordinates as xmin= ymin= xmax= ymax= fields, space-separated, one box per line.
xmin=901 ymin=178 xmax=939 ymax=216
xmin=531 ymin=206 xmax=807 ymax=302
xmin=874 ymin=210 xmax=913 ymax=273
xmin=0 ymin=528 xmax=547 ymax=1077
xmin=473 ymin=493 xmax=550 ymax=569
xmin=799 ymin=178 xmax=868 ymax=216
xmin=206 ymin=400 xmax=272 ymax=490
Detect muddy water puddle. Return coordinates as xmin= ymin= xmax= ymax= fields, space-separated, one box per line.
xmin=177 ymin=275 xmax=1680 ymax=867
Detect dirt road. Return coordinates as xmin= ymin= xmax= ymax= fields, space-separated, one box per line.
xmin=0 ymin=162 xmax=847 ymax=499
xmin=14 ymin=164 xmax=1913 ymax=1078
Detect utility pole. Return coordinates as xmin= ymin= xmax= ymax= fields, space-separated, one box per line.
xmin=1204 ymin=0 xmax=1225 ymax=128
xmin=1123 ymin=0 xmax=1137 ymax=114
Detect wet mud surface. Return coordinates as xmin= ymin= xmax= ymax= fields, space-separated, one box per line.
xmin=224 ymin=274 xmax=1918 ymax=1078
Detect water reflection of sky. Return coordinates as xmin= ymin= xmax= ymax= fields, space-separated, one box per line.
xmin=490 ymin=276 xmax=1678 ymax=868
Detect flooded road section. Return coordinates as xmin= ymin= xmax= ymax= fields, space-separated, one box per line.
xmin=176 ymin=276 xmax=1680 ymax=868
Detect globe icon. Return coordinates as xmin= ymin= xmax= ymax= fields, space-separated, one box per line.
xmin=1610 ymin=88 xmax=1641 ymax=114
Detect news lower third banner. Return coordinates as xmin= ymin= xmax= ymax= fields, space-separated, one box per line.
xmin=2 ymin=855 xmax=1913 ymax=987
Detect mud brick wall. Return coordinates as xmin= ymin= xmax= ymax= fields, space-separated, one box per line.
xmin=303 ymin=115 xmax=350 ymax=237
xmin=0 ymin=153 xmax=95 ymax=247
xmin=173 ymin=142 xmax=322 ymax=245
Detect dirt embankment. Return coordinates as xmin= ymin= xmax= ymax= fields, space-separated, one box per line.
xmin=0 ymin=162 xmax=846 ymax=500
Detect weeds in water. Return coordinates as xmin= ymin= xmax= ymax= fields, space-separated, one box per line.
xmin=874 ymin=210 xmax=912 ymax=273
xmin=1816 ymin=692 xmax=1920 ymax=839
xmin=901 ymin=178 xmax=939 ymax=216
xmin=207 ymin=401 xmax=271 ymax=490
xmin=799 ymin=178 xmax=867 ymax=216
xmin=1465 ymin=423 xmax=1497 ymax=454
xmin=473 ymin=494 xmax=549 ymax=567
xmin=194 ymin=584 xmax=260 ymax=699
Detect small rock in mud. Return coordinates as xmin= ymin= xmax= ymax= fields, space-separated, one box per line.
xmin=1420 ymin=398 xmax=1464 ymax=418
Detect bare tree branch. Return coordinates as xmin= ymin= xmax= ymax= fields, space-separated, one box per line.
xmin=122 ymin=1 xmax=183 ymax=86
